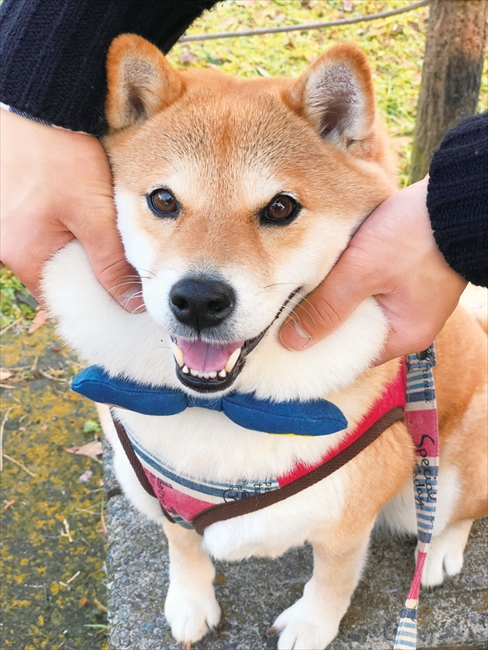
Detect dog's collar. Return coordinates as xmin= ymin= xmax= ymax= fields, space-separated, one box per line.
xmin=72 ymin=365 xmax=350 ymax=436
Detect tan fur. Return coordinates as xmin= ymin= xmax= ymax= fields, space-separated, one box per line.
xmin=98 ymin=34 xmax=487 ymax=647
xmin=434 ymin=308 xmax=488 ymax=520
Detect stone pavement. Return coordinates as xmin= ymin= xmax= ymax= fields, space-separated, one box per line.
xmin=103 ymin=442 xmax=487 ymax=650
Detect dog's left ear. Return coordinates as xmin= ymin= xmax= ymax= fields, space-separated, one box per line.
xmin=105 ymin=34 xmax=183 ymax=132
xmin=287 ymin=44 xmax=377 ymax=151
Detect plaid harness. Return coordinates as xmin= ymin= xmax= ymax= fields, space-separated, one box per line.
xmin=112 ymin=363 xmax=406 ymax=534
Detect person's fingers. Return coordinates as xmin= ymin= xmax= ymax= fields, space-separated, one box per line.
xmin=280 ymin=245 xmax=381 ymax=350
xmin=81 ymin=232 xmax=144 ymax=313
xmin=279 ymin=175 xmax=467 ymax=363
xmin=68 ymin=197 xmax=144 ymax=313
xmin=0 ymin=110 xmax=145 ymax=313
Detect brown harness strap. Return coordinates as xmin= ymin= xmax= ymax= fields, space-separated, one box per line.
xmin=111 ymin=406 xmax=404 ymax=535
xmin=193 ymin=406 xmax=404 ymax=534
xmin=111 ymin=411 xmax=176 ymax=524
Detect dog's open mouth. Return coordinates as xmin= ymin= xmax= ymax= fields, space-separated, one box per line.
xmin=170 ymin=290 xmax=299 ymax=393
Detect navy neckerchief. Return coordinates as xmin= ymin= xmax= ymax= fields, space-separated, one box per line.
xmin=72 ymin=365 xmax=348 ymax=436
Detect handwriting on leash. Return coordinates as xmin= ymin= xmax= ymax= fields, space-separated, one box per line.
xmin=414 ymin=433 xmax=437 ymax=515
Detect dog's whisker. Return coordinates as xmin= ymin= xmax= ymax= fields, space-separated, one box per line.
xmin=119 ymin=296 xmax=145 ymax=312
xmin=134 ymin=267 xmax=158 ymax=277
xmin=115 ymin=273 xmax=146 ymax=280
xmin=282 ymin=300 xmax=318 ymax=330
xmin=118 ymin=289 xmax=145 ymax=302
xmin=260 ymin=282 xmax=299 ymax=291
xmin=110 ymin=281 xmax=146 ymax=292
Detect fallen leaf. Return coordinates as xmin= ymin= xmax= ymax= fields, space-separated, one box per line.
xmin=78 ymin=470 xmax=93 ymax=483
xmin=343 ymin=0 xmax=354 ymax=12
xmin=28 ymin=309 xmax=48 ymax=334
xmin=93 ymin=597 xmax=108 ymax=614
xmin=66 ymin=441 xmax=103 ymax=458
xmin=83 ymin=419 xmax=101 ymax=434
xmin=0 ymin=369 xmax=13 ymax=381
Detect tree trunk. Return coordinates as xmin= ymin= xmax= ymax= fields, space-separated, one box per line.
xmin=409 ymin=0 xmax=487 ymax=184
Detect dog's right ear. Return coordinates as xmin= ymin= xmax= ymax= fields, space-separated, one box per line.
xmin=286 ymin=44 xmax=377 ymax=152
xmin=105 ymin=34 xmax=182 ymax=132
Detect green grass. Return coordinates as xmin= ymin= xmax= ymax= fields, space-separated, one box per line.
xmin=0 ymin=267 xmax=38 ymax=329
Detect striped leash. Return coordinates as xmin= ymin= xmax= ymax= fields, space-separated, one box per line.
xmin=394 ymin=344 xmax=439 ymax=649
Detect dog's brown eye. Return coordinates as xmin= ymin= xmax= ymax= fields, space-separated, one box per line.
xmin=261 ymin=194 xmax=300 ymax=226
xmin=148 ymin=189 xmax=179 ymax=217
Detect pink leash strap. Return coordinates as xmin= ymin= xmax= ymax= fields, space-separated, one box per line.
xmin=394 ymin=344 xmax=439 ymax=649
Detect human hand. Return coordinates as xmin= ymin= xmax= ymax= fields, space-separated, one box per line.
xmin=279 ymin=176 xmax=467 ymax=364
xmin=0 ymin=109 xmax=144 ymax=312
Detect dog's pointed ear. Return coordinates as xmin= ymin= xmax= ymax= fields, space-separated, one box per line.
xmin=105 ymin=34 xmax=183 ymax=132
xmin=288 ymin=44 xmax=376 ymax=149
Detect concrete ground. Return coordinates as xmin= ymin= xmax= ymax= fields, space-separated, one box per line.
xmin=104 ymin=438 xmax=487 ymax=650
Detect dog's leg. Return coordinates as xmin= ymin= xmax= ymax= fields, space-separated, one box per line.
xmin=421 ymin=518 xmax=473 ymax=588
xmin=273 ymin=533 xmax=370 ymax=650
xmin=163 ymin=520 xmax=221 ymax=647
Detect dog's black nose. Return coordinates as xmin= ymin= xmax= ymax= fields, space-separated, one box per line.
xmin=169 ymin=278 xmax=235 ymax=332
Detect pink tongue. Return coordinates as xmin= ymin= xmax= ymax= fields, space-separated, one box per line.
xmin=175 ymin=338 xmax=244 ymax=372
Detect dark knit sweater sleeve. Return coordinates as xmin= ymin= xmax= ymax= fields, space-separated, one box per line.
xmin=427 ymin=112 xmax=488 ymax=287
xmin=0 ymin=0 xmax=219 ymax=136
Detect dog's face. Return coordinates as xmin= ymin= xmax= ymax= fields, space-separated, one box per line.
xmin=103 ymin=35 xmax=396 ymax=395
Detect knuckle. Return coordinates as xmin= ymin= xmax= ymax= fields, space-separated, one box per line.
xmin=296 ymin=294 xmax=343 ymax=336
xmin=93 ymin=255 xmax=135 ymax=294
xmin=313 ymin=295 xmax=343 ymax=330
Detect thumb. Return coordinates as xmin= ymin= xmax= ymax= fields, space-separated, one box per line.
xmin=279 ymin=248 xmax=374 ymax=350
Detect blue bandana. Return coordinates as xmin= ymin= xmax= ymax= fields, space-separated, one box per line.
xmin=72 ymin=365 xmax=348 ymax=436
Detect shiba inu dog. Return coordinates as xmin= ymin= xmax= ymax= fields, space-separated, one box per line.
xmin=42 ymin=34 xmax=487 ymax=649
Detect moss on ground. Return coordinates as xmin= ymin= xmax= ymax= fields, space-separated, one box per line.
xmin=1 ymin=323 xmax=108 ymax=650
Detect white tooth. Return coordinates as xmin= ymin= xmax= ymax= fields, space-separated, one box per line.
xmin=225 ymin=348 xmax=241 ymax=373
xmin=218 ymin=370 xmax=227 ymax=378
xmin=209 ymin=371 xmax=217 ymax=379
xmin=203 ymin=372 xmax=209 ymax=379
xmin=171 ymin=342 xmax=184 ymax=367
xmin=197 ymin=371 xmax=204 ymax=378
xmin=182 ymin=366 xmax=189 ymax=374
xmin=190 ymin=369 xmax=198 ymax=377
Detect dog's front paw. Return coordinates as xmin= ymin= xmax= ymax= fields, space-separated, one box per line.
xmin=420 ymin=519 xmax=472 ymax=588
xmin=164 ymin=583 xmax=221 ymax=647
xmin=273 ymin=597 xmax=339 ymax=650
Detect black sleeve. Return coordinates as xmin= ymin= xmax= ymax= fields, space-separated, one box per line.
xmin=0 ymin=0 xmax=219 ymax=136
xmin=427 ymin=112 xmax=488 ymax=287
